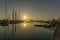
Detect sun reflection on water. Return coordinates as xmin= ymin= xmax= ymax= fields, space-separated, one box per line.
xmin=23 ymin=23 xmax=27 ymax=27
xmin=22 ymin=22 xmax=28 ymax=28
xmin=19 ymin=22 xmax=31 ymax=28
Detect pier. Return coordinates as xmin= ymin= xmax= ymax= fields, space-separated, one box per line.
xmin=53 ymin=23 xmax=60 ymax=40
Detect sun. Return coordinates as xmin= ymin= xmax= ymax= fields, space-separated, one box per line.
xmin=23 ymin=16 xmax=27 ymax=19
xmin=23 ymin=16 xmax=27 ymax=20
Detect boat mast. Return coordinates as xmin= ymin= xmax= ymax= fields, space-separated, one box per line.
xmin=5 ymin=0 xmax=7 ymax=19
xmin=15 ymin=11 xmax=17 ymax=21
xmin=12 ymin=9 xmax=14 ymax=20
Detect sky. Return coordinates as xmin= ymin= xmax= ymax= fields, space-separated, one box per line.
xmin=0 ymin=0 xmax=60 ymax=20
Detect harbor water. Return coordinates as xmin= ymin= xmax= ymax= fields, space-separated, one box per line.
xmin=0 ymin=22 xmax=55 ymax=40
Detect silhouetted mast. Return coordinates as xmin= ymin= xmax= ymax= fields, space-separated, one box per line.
xmin=12 ymin=9 xmax=14 ymax=20
xmin=5 ymin=0 xmax=7 ymax=19
xmin=15 ymin=11 xmax=17 ymax=20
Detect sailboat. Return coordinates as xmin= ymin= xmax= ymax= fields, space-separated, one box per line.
xmin=0 ymin=0 xmax=8 ymax=26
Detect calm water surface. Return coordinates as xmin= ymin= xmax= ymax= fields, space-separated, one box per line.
xmin=0 ymin=23 xmax=55 ymax=40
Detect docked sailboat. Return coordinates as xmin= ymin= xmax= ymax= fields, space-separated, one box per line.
xmin=0 ymin=0 xmax=9 ymax=26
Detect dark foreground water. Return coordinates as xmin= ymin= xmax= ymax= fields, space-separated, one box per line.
xmin=0 ymin=22 xmax=55 ymax=40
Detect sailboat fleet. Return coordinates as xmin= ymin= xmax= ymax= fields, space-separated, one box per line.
xmin=0 ymin=0 xmax=21 ymax=26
